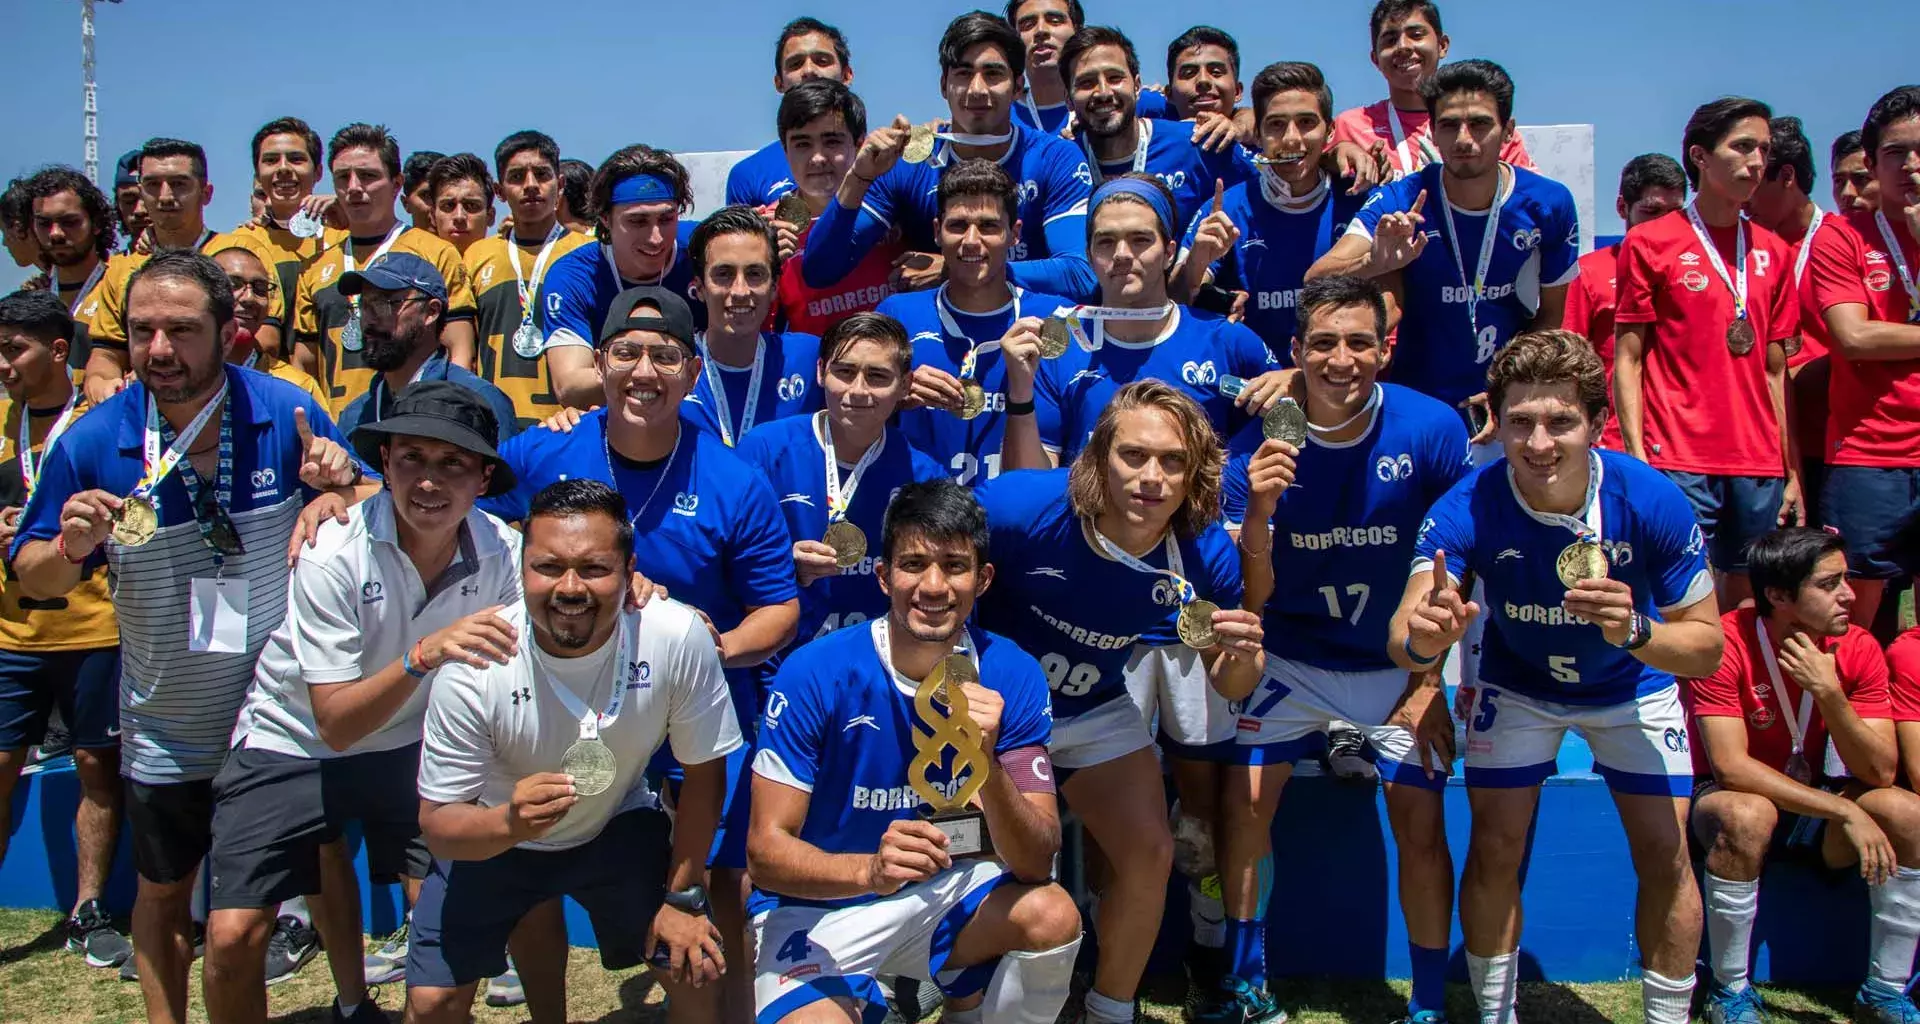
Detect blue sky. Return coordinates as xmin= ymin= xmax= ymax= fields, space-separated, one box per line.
xmin=3 ymin=0 xmax=1909 ymax=272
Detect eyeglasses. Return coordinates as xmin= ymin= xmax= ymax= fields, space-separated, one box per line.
xmin=194 ymin=485 xmax=246 ymax=557
xmin=359 ymin=295 xmax=430 ymax=318
xmin=226 ymin=277 xmax=276 ymax=299
xmin=602 ymin=342 xmax=689 ymax=372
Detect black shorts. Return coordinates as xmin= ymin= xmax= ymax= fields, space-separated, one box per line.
xmin=405 ymin=807 xmax=673 ymax=989
xmin=1692 ymin=776 xmax=1844 ymax=869
xmin=125 ymin=777 xmax=214 ymax=885
xmin=207 ymin=743 xmax=430 ymax=910
xmin=0 ymin=646 xmax=121 ymax=750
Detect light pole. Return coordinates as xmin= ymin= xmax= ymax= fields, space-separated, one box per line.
xmin=81 ymin=0 xmax=124 ymax=185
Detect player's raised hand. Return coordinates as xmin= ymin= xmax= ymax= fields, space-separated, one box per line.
xmin=1371 ymin=189 xmax=1430 ymax=273
xmin=1408 ymin=550 xmax=1478 ymax=657
xmin=1187 ymin=179 xmax=1240 ymax=272
xmin=1243 ymin=439 xmax=1299 ymax=519
xmin=57 ymin=489 xmax=122 ymax=562
xmin=905 ymin=363 xmax=965 ymax=413
xmin=868 ymin=818 xmax=953 ymax=895
xmin=507 ymin=772 xmax=576 ymax=839
xmin=957 ymin=679 xmax=1004 ymax=750
xmin=792 ymin=539 xmax=841 ymax=587
xmin=1777 ymin=631 xmax=1842 ymax=699
xmin=286 ymin=492 xmax=351 ymax=564
xmin=1189 ymin=111 xmax=1242 ymax=153
xmin=295 ymin=407 xmax=358 ymax=490
xmin=854 ymin=115 xmax=914 ymax=183
xmin=419 ymin=607 xmax=518 ymax=670
xmin=999 ymin=316 xmax=1046 ymax=391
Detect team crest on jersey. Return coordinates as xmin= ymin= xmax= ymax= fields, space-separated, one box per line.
xmin=1180 ymin=360 xmax=1218 ymax=386
xmin=672 ymin=492 xmax=699 ymax=516
xmin=777 ymin=373 xmax=806 ymax=402
xmin=321 ymin=264 xmax=337 ymax=283
xmin=1071 ymin=164 xmax=1092 ymax=188
xmin=1417 ymin=517 xmax=1437 ymax=542
xmin=763 ymin=691 xmax=788 ymax=726
xmin=1685 ymin=523 xmax=1707 ymax=557
xmin=478 ymin=265 xmax=495 ymax=287
xmin=1150 ymin=578 xmax=1182 ymax=607
xmin=1681 ymin=270 xmax=1710 ymax=293
xmin=1510 ymin=227 xmax=1541 ymax=251
xmin=1867 ymin=268 xmax=1893 ymax=292
xmin=1602 ymin=539 xmax=1634 ymax=566
xmin=1748 ymin=705 xmax=1776 ymax=729
xmin=1375 ymin=453 xmax=1415 ymax=482
xmin=1159 ymin=171 xmax=1189 ymax=193
xmin=1017 ymin=180 xmax=1041 ymax=206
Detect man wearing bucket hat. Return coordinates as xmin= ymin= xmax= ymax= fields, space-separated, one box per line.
xmin=333 ymin=252 xmax=519 ymax=447
xmin=200 ymin=381 xmax=523 ymax=1024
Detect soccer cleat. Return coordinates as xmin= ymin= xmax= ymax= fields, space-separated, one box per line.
xmin=363 ymin=921 xmax=409 ymax=986
xmin=1192 ymin=976 xmax=1288 ymax=1024
xmin=485 ymin=958 xmax=526 ymax=1007
xmin=332 ymin=998 xmax=392 ymax=1023
xmin=65 ymin=898 xmax=131 ymax=968
xmin=1855 ymin=980 xmax=1920 ymax=1023
xmin=880 ymin=975 xmax=943 ymax=1022
xmin=264 ymin=914 xmax=321 ymax=986
xmin=1324 ymin=725 xmax=1378 ymax=782
xmin=1704 ymin=982 xmax=1771 ymax=1023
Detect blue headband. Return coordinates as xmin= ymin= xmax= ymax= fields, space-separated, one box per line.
xmin=608 ymin=173 xmax=678 ymax=207
xmin=1090 ymin=178 xmax=1175 ymax=238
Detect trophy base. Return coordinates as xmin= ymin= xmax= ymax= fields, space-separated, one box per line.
xmin=922 ymin=808 xmax=991 ymax=859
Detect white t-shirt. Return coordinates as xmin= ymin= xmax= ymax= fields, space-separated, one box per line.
xmin=418 ymin=598 xmax=743 ymax=851
xmin=232 ymin=492 xmax=523 ymax=759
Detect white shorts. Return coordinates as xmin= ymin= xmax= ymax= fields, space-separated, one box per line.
xmin=1122 ymin=643 xmax=1238 ymax=753
xmin=1234 ymin=657 xmax=1440 ymax=788
xmin=751 ymin=859 xmax=1011 ymax=1023
xmin=1461 ymin=682 xmax=1693 ymax=796
xmin=1050 ymin=692 xmax=1155 ymax=772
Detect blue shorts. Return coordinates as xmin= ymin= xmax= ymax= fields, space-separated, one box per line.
xmin=1660 ymin=470 xmax=1784 ymax=574
xmin=405 ymin=807 xmax=672 ymax=989
xmin=0 ymin=646 xmax=120 ymax=750
xmin=659 ymin=744 xmax=753 ymax=870
xmin=1822 ymin=465 xmax=1920 ymax=580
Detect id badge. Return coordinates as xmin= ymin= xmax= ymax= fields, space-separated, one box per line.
xmin=189 ymin=577 xmax=250 ymax=653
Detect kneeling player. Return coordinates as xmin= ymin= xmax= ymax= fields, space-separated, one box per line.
xmin=1221 ymin=276 xmax=1471 ymax=1024
xmin=1389 ymin=330 xmax=1723 ymax=1024
xmin=1687 ymin=527 xmax=1920 ymax=1024
xmin=747 ymin=480 xmax=1083 ymax=1024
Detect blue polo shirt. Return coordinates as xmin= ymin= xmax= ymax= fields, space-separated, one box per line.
xmin=335 ymin=352 xmax=521 ymax=446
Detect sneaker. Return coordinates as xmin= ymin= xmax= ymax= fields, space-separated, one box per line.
xmin=1183 ymin=943 xmax=1226 ymax=1018
xmin=65 ymin=899 xmax=131 ymax=968
xmin=264 ymin=915 xmax=321 ymax=986
xmin=1324 ymin=725 xmax=1378 ymax=782
xmin=1855 ymin=980 xmax=1920 ymax=1023
xmin=363 ymin=921 xmax=409 ymax=986
xmin=1192 ymin=976 xmax=1288 ymax=1024
xmin=1703 ymin=982 xmax=1770 ymax=1023
xmin=880 ymin=975 xmax=943 ymax=1022
xmin=332 ymin=999 xmax=391 ymax=1023
xmin=485 ymin=958 xmax=525 ymax=1007
xmin=119 ymin=923 xmax=204 ymax=981
xmin=30 ymin=720 xmax=73 ymax=764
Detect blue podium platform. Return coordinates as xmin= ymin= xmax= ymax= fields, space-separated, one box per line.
xmin=0 ymin=748 xmax=1871 ymax=984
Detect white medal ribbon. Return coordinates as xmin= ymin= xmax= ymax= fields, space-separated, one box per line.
xmin=696 ymin=331 xmax=767 ymax=447
xmin=543 ymin=615 xmax=636 ymax=741
xmin=507 ymin=224 xmax=567 ymax=331
xmin=1019 ymin=92 xmax=1062 ymax=134
xmin=1257 ymin=162 xmax=1329 ymax=212
xmin=137 ymin=378 xmax=231 ymax=498
xmin=1439 ymin=165 xmax=1512 ymax=339
xmin=1080 ymin=118 xmax=1153 ymax=186
xmin=61 ymin=263 xmax=107 ymax=317
xmin=601 ymin=239 xmax=677 ymax=289
xmin=1385 ymin=105 xmax=1441 ymax=176
xmin=1753 ymin=618 xmax=1817 ymax=765
xmin=938 ymin=129 xmax=1015 ymax=148
xmin=1684 ymin=198 xmax=1750 ymax=323
xmin=1058 ymin=302 xmax=1173 ymax=352
xmin=872 ymin=615 xmax=980 ymax=684
xmin=936 ymin=285 xmax=1020 ymax=381
xmin=17 ymin=384 xmax=81 ymax=501
xmin=1793 ymin=208 xmax=1825 ymax=286
xmin=1085 ymin=520 xmax=1197 ymax=606
xmin=1307 ymin=382 xmax=1383 ymax=437
xmin=342 ymin=223 xmax=406 ymax=324
xmin=1874 ymin=210 xmax=1920 ymax=323
xmin=1513 ymin=452 xmax=1605 ymax=544
xmin=817 ymin=411 xmax=885 ymax=525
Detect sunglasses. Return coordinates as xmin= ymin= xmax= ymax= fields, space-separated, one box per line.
xmin=195 ymin=485 xmax=246 ymax=557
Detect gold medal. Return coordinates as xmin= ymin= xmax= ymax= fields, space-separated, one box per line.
xmin=561 ymin=738 xmax=618 ymax=797
xmin=902 ymin=125 xmax=937 ymax=164
xmin=1038 ymin=317 xmax=1072 ymax=359
xmin=823 ymin=520 xmax=868 ymax=568
xmin=773 ymin=193 xmax=812 ymax=228
xmin=1725 ymin=317 xmax=1756 ymax=356
xmin=112 ymin=495 xmax=158 ymax=547
xmin=1177 ymin=599 xmax=1220 ymax=649
xmin=1554 ymin=540 xmax=1608 ymax=589
xmin=956 ymin=380 xmax=987 ymax=420
xmin=1263 ymin=398 xmax=1308 ymax=446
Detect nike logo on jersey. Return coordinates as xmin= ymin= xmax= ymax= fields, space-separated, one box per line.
xmin=1496 ymin=548 xmax=1523 ymax=561
xmin=1027 ymin=567 xmax=1068 ymax=579
xmin=781 ymin=493 xmax=816 ymax=506
xmin=843 ymin=715 xmax=880 ymax=732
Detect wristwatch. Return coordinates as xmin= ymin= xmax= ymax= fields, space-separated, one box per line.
xmin=1617 ymin=611 xmax=1654 ymax=651
xmin=663 ymin=884 xmax=710 ymax=915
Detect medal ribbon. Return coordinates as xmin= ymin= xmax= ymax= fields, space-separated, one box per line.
xmin=369 ymin=357 xmax=436 ymax=419
xmin=1874 ymin=210 xmax=1920 ymax=323
xmin=1385 ymin=105 xmax=1441 ymax=176
xmin=696 ymin=331 xmax=768 ymax=447
xmin=342 ymin=224 xmax=406 ymax=323
xmin=1684 ymin=199 xmax=1749 ymax=324
xmin=60 ymin=263 xmax=107 ymax=317
xmin=1255 ymin=160 xmax=1329 ymax=212
xmin=871 ymin=616 xmax=980 ymax=682
xmin=1080 ymin=118 xmax=1153 ymax=186
xmin=1086 ymin=520 xmax=1196 ymax=608
xmin=1439 ymin=165 xmax=1512 ymax=339
xmin=600 ymin=239 xmax=677 ymax=289
xmin=1512 ymin=452 xmax=1605 ymax=544
xmin=18 ymin=384 xmax=81 ymax=502
xmin=603 ymin=423 xmax=683 ymax=526
xmin=1753 ymin=618 xmax=1816 ymax=764
xmin=936 ymin=285 xmax=1021 ymax=382
xmin=1058 ymin=302 xmax=1173 ymax=352
xmin=136 ymin=378 xmax=231 ymax=499
xmin=544 ymin=615 xmax=636 ymax=741
xmin=1792 ymin=208 xmax=1825 ymax=286
xmin=817 ymin=411 xmax=885 ymax=526
xmin=507 ymin=224 xmax=567 ymax=332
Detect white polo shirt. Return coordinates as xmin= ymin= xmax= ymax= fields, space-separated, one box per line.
xmin=232 ymin=491 xmax=523 ymax=759
xmin=418 ymin=599 xmax=743 ymax=851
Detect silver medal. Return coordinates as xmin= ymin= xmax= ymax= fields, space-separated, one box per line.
xmin=561 ymin=738 xmax=618 ymax=797
xmin=340 ymin=312 xmax=364 ymax=352
xmin=1263 ymin=398 xmax=1308 ymax=446
xmin=512 ymin=321 xmax=545 ymax=359
xmin=288 ymin=211 xmax=324 ymax=240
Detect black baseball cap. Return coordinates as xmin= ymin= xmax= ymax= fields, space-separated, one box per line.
xmin=350 ymin=381 xmax=516 ymax=497
xmin=598 ymin=285 xmax=697 ymax=349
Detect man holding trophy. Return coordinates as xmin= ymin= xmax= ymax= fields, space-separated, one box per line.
xmin=746 ymin=479 xmax=1083 ymax=1024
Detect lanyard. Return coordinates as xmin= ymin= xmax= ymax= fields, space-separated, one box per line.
xmin=817 ymin=411 xmax=885 ymax=525
xmin=137 ymin=379 xmax=230 ymax=498
xmin=167 ymin=395 xmax=236 ymax=562
xmin=1060 ymin=302 xmax=1173 ymax=351
xmin=506 ymin=224 xmax=567 ymax=326
xmin=604 ymin=423 xmax=682 ymax=526
xmin=1684 ymin=199 xmax=1749 ymax=322
xmin=1753 ymin=618 xmax=1816 ymax=760
xmin=600 ymin=240 xmax=676 ymax=289
xmin=1438 ymin=165 xmax=1512 ymax=339
xmin=1793 ymin=208 xmax=1825 ymax=287
xmin=1385 ymin=105 xmax=1441 ymax=176
xmin=697 ymin=331 xmax=767 ymax=447
xmin=936 ymin=285 xmax=1021 ymax=381
xmin=1020 ymin=93 xmax=1061 ymax=134
xmin=1081 ymin=118 xmax=1153 ymax=186
xmin=1086 ymin=519 xmax=1196 ymax=607
xmin=16 ymin=385 xmax=81 ymax=501
xmin=242 ymin=350 xmax=261 ymax=369
xmin=1513 ymin=452 xmax=1605 ymax=543
xmin=60 ymin=262 xmax=107 ymax=317
xmin=872 ymin=615 xmax=979 ymax=683
xmin=343 ymin=224 xmax=405 ymax=316
xmin=1308 ymin=382 xmax=1383 ymax=437
xmin=1874 ymin=210 xmax=1920 ymax=323
xmin=543 ymin=614 xmax=635 ymax=741
xmin=369 ymin=358 xmax=436 ymax=418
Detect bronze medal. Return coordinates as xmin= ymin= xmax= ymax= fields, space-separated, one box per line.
xmin=956 ymin=380 xmax=987 ymax=420
xmin=1177 ymin=599 xmax=1221 ymax=649
xmin=1725 ymin=317 xmax=1756 ymax=356
xmin=1038 ymin=317 xmax=1072 ymax=359
xmin=903 ymin=126 xmax=937 ymax=164
xmin=774 ymin=193 xmax=813 ymax=228
xmin=823 ymin=520 xmax=868 ymax=568
xmin=1554 ymin=540 xmax=1608 ymax=590
xmin=112 ymin=495 xmax=158 ymax=547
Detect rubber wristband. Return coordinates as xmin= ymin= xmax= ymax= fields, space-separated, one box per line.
xmin=1404 ymin=635 xmax=1441 ymax=668
xmin=56 ymin=534 xmax=90 ymax=565
xmin=1006 ymin=398 xmax=1036 ymax=416
xmin=403 ymin=639 xmax=430 ymax=679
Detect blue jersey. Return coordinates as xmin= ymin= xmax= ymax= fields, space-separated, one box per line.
xmin=750 ymin=620 xmax=1052 ymax=911
xmin=1222 ymin=384 xmax=1471 ymax=670
xmin=1036 ymin=305 xmax=1277 ymax=461
xmin=881 ymin=286 xmax=1075 ymax=487
xmin=737 ymin=415 xmax=946 ymax=649
xmin=1348 ymin=163 xmax=1580 ymax=406
xmin=1412 ymin=449 xmax=1713 ymax=706
xmin=683 ymin=331 xmax=824 ymax=447
xmin=1011 ymin=90 xmax=1174 ymax=133
xmin=481 ymin=413 xmax=798 ymax=719
xmin=725 ymin=140 xmax=796 ymax=207
xmin=974 ymin=468 xmax=1242 ymax=720
xmin=535 ymin=228 xmax=703 ymax=352
xmin=336 ymin=352 xmax=521 ymax=448
xmin=1075 ymin=119 xmax=1215 ymax=231
xmin=1181 ymin=180 xmax=1367 ymax=360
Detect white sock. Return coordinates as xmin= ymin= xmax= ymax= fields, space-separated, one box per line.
xmin=1703 ymin=872 xmax=1759 ymax=992
xmin=1189 ymin=879 xmax=1226 ymax=948
xmin=1641 ymin=968 xmax=1695 ymax=1024
xmin=1081 ymin=988 xmax=1134 ymax=1024
xmin=1466 ymin=951 xmax=1517 ymax=1024
xmin=981 ymin=937 xmax=1081 ymax=1024
xmin=335 ymin=997 xmax=360 ymax=1018
xmin=280 ymin=895 xmax=312 ymax=928
xmin=1869 ymin=866 xmax=1920 ymax=988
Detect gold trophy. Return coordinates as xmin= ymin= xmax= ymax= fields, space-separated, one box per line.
xmin=907 ymin=656 xmax=993 ymax=857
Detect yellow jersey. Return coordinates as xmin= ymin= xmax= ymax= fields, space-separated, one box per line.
xmin=0 ymin=390 xmax=117 ymax=651
xmin=234 ymin=218 xmax=350 ymax=313
xmin=236 ymin=352 xmax=328 ymax=407
xmin=83 ymin=231 xmax=287 ymax=350
xmin=463 ymin=229 xmax=592 ymax=428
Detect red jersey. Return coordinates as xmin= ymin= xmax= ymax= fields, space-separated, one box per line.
xmin=777 ymin=220 xmax=900 ymax=336
xmin=1890 ymin=628 xmax=1920 ymax=724
xmin=1331 ymin=101 xmax=1534 ymax=178
xmin=1563 ymin=243 xmax=1625 ymax=450
xmin=1685 ymin=607 xmax=1890 ymax=777
xmin=1615 ymin=208 xmax=1798 ymax=476
xmin=1787 ymin=211 xmax=1844 ymax=366
xmin=1806 ymin=210 xmax=1920 ymax=468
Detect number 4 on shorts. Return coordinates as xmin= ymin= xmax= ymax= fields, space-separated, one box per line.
xmin=777 ymin=930 xmax=814 ymax=963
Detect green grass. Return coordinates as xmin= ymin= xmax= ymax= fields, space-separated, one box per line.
xmin=0 ymin=906 xmax=1864 ymax=1022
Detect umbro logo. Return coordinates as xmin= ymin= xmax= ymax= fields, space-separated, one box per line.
xmin=781 ymin=493 xmax=816 ymax=506
xmin=1027 ymin=567 xmax=1067 ymax=579
xmin=1678 ymin=252 xmax=1701 ymax=265
xmin=1496 ymin=548 xmax=1523 ymax=562
xmin=843 ymin=714 xmax=880 ymax=732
